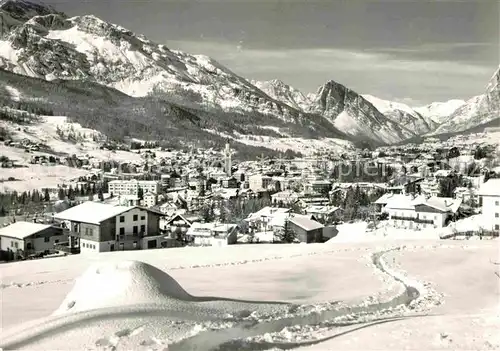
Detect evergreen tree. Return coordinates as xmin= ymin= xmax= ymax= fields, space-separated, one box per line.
xmin=68 ymin=186 xmax=75 ymax=201
xmin=80 ymin=186 xmax=85 ymax=197
xmin=279 ymin=216 xmax=296 ymax=243
xmin=137 ymin=186 xmax=144 ymax=200
xmin=43 ymin=188 xmax=50 ymax=202
xmin=58 ymin=187 xmax=65 ymax=200
xmin=98 ymin=188 xmax=104 ymax=201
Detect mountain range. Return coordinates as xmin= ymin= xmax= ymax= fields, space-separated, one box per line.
xmin=0 ymin=0 xmax=498 ymax=152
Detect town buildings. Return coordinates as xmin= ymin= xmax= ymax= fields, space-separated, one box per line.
xmin=478 ymin=179 xmax=500 ymax=232
xmin=108 ymin=179 xmax=160 ymax=196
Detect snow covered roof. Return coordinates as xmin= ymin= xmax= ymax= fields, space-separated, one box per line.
xmin=417 ymin=197 xmax=462 ymax=213
xmin=54 ymin=202 xmax=135 ymax=225
xmin=289 ymin=216 xmax=324 ymax=231
xmin=0 ymin=221 xmax=54 ymax=240
xmin=478 ymin=179 xmax=500 ymax=196
xmin=245 ymin=206 xmax=290 ymax=221
xmin=385 ymin=194 xmax=426 ymax=210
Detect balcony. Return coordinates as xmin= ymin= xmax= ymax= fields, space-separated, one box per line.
xmin=116 ymin=233 xmax=144 ymax=242
xmin=391 ymin=215 xmax=434 ymax=225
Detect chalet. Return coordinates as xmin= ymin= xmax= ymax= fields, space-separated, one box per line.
xmin=385 ymin=195 xmax=462 ymax=230
xmin=185 ymin=222 xmax=238 ymax=247
xmin=288 ymin=216 xmax=324 ymax=243
xmin=0 ymin=221 xmax=66 ymax=259
xmin=53 ymin=201 xmax=162 ymax=253
xmin=245 ymin=206 xmax=290 ymax=233
xmin=304 ymin=205 xmax=343 ymax=224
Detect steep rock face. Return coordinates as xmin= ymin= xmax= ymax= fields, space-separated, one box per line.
xmin=362 ymin=94 xmax=438 ymax=135
xmin=431 ymin=65 xmax=500 ymax=135
xmin=307 ymin=81 xmax=416 ymax=144
xmin=415 ymin=99 xmax=466 ymax=125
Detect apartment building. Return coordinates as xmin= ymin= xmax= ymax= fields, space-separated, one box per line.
xmin=108 ymin=179 xmax=160 ymax=196
xmin=478 ymin=179 xmax=500 ymax=232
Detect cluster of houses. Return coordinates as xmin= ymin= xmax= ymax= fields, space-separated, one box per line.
xmin=1 ymin=136 xmax=500 ymax=261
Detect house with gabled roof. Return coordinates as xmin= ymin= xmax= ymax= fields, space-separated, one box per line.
xmin=53 ymin=201 xmax=162 ymax=253
xmin=0 ymin=221 xmax=66 ymax=259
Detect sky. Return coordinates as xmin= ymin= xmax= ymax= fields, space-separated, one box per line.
xmin=46 ymin=0 xmax=499 ymax=106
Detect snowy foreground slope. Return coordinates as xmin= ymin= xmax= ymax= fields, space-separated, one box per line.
xmin=1 ymin=240 xmax=499 ymax=350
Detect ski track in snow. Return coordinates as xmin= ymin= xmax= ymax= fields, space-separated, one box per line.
xmin=0 ymin=244 xmax=450 ymax=350
xmin=0 ymin=242 xmax=476 ymax=290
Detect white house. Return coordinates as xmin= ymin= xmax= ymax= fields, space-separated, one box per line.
xmin=142 ymin=192 xmax=158 ymax=208
xmin=385 ymin=195 xmax=461 ymax=230
xmin=478 ymin=179 xmax=500 ymax=232
xmin=185 ymin=222 xmax=238 ymax=247
xmin=245 ymin=206 xmax=290 ymax=232
xmin=54 ymin=202 xmax=163 ymax=254
xmin=0 ymin=221 xmax=67 ymax=258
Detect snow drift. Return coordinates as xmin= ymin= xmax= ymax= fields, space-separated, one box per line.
xmin=53 ymin=260 xmax=197 ymax=315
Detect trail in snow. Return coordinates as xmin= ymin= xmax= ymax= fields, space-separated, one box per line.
xmin=0 ymin=246 xmax=443 ymax=351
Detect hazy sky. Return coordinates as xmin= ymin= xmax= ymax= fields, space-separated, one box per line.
xmin=47 ymin=0 xmax=499 ymax=106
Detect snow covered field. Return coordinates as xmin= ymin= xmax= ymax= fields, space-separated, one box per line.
xmin=1 ymin=240 xmax=498 ymax=350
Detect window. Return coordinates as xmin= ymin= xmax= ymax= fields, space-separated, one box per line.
xmin=55 ymin=239 xmax=59 ymax=244
xmin=496 ymin=201 xmax=499 ymax=206
xmin=119 ymin=227 xmax=125 ymax=235
xmin=140 ymin=225 xmax=146 ymax=234
xmin=133 ymin=241 xmax=137 ymax=249
xmin=495 ymin=224 xmax=499 ymax=231
xmin=119 ymin=216 xmax=125 ymax=223
xmin=44 ymin=237 xmax=50 ymax=242
xmin=133 ymin=214 xmax=138 ymax=221
xmin=133 ymin=226 xmax=138 ymax=235
xmin=496 ymin=213 xmax=499 ymax=218
xmin=141 ymin=216 xmax=146 ymax=220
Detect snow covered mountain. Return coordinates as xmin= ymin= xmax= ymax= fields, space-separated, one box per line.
xmin=430 ymin=65 xmax=500 ymax=135
xmin=0 ymin=0 xmax=354 ymax=144
xmin=415 ymin=100 xmax=466 ymax=124
xmin=362 ymin=94 xmax=438 ymax=135
xmin=250 ymin=79 xmax=311 ymax=111
xmin=0 ymin=0 xmax=426 ymax=145
xmin=306 ymin=81 xmax=417 ymax=144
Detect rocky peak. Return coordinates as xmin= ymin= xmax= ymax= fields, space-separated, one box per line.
xmin=0 ymin=0 xmax=61 ymax=22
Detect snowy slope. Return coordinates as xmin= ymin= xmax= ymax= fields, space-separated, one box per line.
xmin=415 ymin=99 xmax=466 ymax=124
xmin=0 ymin=241 xmax=498 ymax=350
xmin=362 ymin=94 xmax=438 ymax=135
xmin=250 ymin=79 xmax=311 ymax=111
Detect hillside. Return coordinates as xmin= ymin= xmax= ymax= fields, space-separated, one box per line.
xmin=0 ymin=68 xmax=311 ymax=159
xmin=0 ymin=0 xmax=426 ymax=145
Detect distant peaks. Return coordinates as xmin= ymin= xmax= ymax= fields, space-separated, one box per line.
xmin=0 ymin=0 xmax=61 ymax=21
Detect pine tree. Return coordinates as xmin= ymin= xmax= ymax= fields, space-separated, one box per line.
xmin=43 ymin=188 xmax=50 ymax=202
xmin=58 ymin=188 xmax=65 ymax=200
xmin=68 ymin=186 xmax=75 ymax=201
xmin=137 ymin=186 xmax=144 ymax=200
xmin=280 ymin=216 xmax=296 ymax=243
xmin=98 ymin=188 xmax=104 ymax=201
